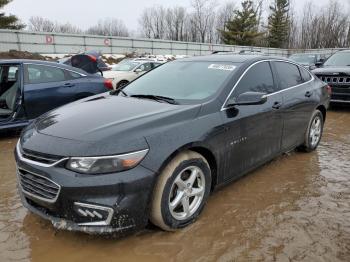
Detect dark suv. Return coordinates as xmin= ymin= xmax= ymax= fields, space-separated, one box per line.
xmin=15 ymin=55 xmax=330 ymax=235
xmin=313 ymin=50 xmax=350 ymax=104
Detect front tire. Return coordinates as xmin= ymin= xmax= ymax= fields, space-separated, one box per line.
xmin=300 ymin=109 xmax=324 ymax=152
xmin=117 ymin=80 xmax=129 ymax=89
xmin=150 ymin=151 xmax=211 ymax=231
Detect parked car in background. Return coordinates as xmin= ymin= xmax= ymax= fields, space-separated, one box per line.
xmin=59 ymin=51 xmax=111 ymax=74
xmin=0 ymin=60 xmax=113 ymax=130
xmin=313 ymin=50 xmax=350 ymax=104
xmin=16 ymin=55 xmax=329 ymax=235
xmin=289 ymin=53 xmax=327 ymax=70
xmin=103 ymin=60 xmax=162 ymax=89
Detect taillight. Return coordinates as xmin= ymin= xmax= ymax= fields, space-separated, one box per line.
xmin=326 ymin=85 xmax=332 ymax=95
xmin=87 ymin=55 xmax=97 ymax=62
xmin=104 ymin=79 xmax=113 ymax=90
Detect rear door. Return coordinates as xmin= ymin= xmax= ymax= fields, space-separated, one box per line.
xmin=220 ymin=61 xmax=284 ymax=181
xmin=272 ymin=61 xmax=317 ymax=151
xmin=23 ymin=64 xmax=74 ymax=119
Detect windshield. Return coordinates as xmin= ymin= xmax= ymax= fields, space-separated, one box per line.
xmin=323 ymin=52 xmax=350 ymax=67
xmin=289 ymin=54 xmax=316 ymax=65
xmin=112 ymin=61 xmax=140 ymax=72
xmin=121 ymin=61 xmax=238 ymax=102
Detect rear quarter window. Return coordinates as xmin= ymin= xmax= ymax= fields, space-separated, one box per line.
xmin=299 ymin=66 xmax=312 ymax=82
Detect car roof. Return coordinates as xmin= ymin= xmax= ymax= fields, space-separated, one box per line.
xmin=0 ymin=59 xmax=90 ymax=75
xmin=290 ymin=53 xmax=319 ymax=56
xmin=181 ymin=54 xmax=286 ymax=63
xmin=337 ymin=50 xmax=350 ymax=53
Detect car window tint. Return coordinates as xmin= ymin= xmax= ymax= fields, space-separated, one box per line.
xmin=25 ymin=64 xmax=65 ymax=84
xmin=299 ymin=66 xmax=312 ymax=82
xmin=233 ymin=62 xmax=275 ymax=96
xmin=8 ymin=66 xmax=19 ymax=81
xmin=274 ymin=62 xmax=303 ymax=90
xmin=66 ymin=70 xmax=83 ymax=80
xmin=139 ymin=63 xmax=152 ymax=72
xmin=151 ymin=63 xmax=161 ymax=69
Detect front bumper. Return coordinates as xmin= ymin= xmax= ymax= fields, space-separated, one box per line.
xmin=15 ymin=151 xmax=156 ymax=235
xmin=330 ymin=86 xmax=350 ymax=103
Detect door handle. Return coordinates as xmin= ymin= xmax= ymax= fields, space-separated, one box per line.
xmin=305 ymin=91 xmax=312 ymax=98
xmin=272 ymin=101 xmax=282 ymax=110
xmin=64 ymin=83 xmax=74 ymax=87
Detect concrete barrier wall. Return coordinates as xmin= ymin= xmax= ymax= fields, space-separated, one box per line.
xmin=0 ymin=29 xmax=344 ymax=57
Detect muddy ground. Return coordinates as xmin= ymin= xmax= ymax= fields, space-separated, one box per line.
xmin=0 ymin=110 xmax=349 ymax=262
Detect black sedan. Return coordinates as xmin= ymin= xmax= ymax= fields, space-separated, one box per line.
xmin=15 ymin=55 xmax=330 ymax=234
xmin=0 ymin=60 xmax=113 ymax=131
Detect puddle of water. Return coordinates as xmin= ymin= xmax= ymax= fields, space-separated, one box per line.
xmin=0 ymin=111 xmax=349 ymax=262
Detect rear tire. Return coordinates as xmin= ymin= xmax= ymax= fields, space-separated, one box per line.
xmin=150 ymin=151 xmax=211 ymax=231
xmin=299 ymin=109 xmax=324 ymax=152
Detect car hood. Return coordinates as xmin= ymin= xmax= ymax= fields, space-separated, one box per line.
xmin=312 ymin=67 xmax=350 ymax=75
xmin=21 ymin=94 xmax=200 ymax=156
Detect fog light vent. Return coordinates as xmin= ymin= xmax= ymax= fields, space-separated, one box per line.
xmin=74 ymin=202 xmax=114 ymax=226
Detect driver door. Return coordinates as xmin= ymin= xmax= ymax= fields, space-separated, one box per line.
xmin=220 ymin=61 xmax=283 ymax=181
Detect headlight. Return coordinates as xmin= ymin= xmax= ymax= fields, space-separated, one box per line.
xmin=66 ymin=149 xmax=148 ymax=174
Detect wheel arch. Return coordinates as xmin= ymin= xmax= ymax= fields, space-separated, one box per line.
xmin=316 ymin=104 xmax=327 ymax=121
xmin=157 ymin=142 xmax=218 ymax=192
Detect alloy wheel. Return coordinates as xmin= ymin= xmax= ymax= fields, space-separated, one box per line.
xmin=168 ymin=166 xmax=205 ymax=221
xmin=310 ymin=116 xmax=322 ymax=147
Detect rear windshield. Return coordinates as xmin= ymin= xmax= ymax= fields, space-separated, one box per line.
xmin=122 ymin=61 xmax=239 ymax=102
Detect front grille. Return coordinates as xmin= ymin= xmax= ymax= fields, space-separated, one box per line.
xmin=21 ymin=148 xmax=63 ymax=165
xmin=318 ymin=75 xmax=350 ymax=87
xmin=17 ymin=142 xmax=66 ymax=167
xmin=18 ymin=169 xmax=60 ymax=202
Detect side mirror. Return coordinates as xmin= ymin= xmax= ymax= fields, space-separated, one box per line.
xmin=226 ymin=92 xmax=267 ymax=107
xmin=135 ymin=68 xmax=142 ymax=73
xmin=315 ymin=59 xmax=324 ymax=67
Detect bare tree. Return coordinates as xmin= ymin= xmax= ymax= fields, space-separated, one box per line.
xmin=138 ymin=6 xmax=166 ymax=39
xmin=297 ymin=0 xmax=350 ymax=49
xmin=55 ymin=23 xmax=82 ymax=34
xmin=165 ymin=6 xmax=187 ymax=41
xmin=28 ymin=16 xmax=55 ymax=32
xmin=28 ymin=16 xmax=82 ymax=34
xmin=87 ymin=18 xmax=129 ymax=37
xmin=216 ymin=1 xmax=237 ymax=42
xmin=190 ymin=0 xmax=217 ymax=43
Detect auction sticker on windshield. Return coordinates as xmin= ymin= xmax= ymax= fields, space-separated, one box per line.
xmin=208 ymin=64 xmax=236 ymax=71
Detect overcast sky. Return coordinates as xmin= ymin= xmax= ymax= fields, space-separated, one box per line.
xmin=3 ymin=0 xmax=343 ymax=33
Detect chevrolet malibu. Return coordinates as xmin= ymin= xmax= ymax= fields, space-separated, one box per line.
xmin=15 ymin=55 xmax=330 ymax=234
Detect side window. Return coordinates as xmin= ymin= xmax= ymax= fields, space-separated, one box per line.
xmin=233 ymin=62 xmax=276 ymax=96
xmin=8 ymin=66 xmax=19 ymax=81
xmin=152 ymin=63 xmax=161 ymax=69
xmin=274 ymin=62 xmax=303 ymax=90
xmin=141 ymin=63 xmax=152 ymax=72
xmin=299 ymin=66 xmax=312 ymax=82
xmin=25 ymin=64 xmax=65 ymax=84
xmin=65 ymin=70 xmax=83 ymax=80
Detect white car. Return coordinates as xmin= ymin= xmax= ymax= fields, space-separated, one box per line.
xmin=104 ymin=60 xmax=162 ymax=89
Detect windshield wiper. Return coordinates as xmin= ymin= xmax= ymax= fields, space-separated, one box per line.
xmin=130 ymin=94 xmax=178 ymax=104
xmin=111 ymin=89 xmax=128 ymax=97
